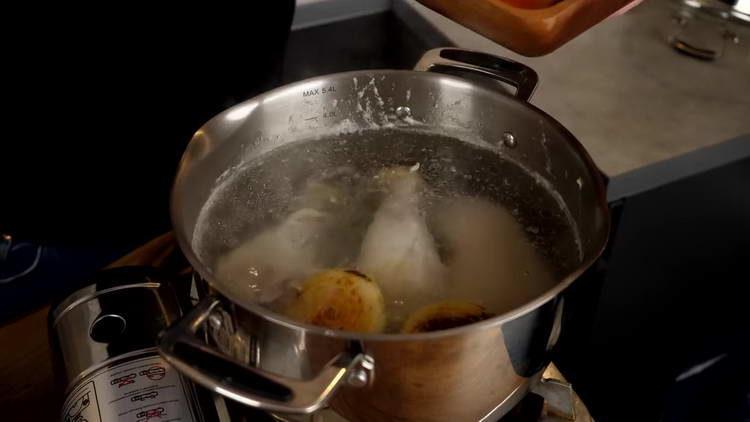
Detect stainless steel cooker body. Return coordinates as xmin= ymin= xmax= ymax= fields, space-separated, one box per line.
xmin=160 ymin=48 xmax=610 ymax=422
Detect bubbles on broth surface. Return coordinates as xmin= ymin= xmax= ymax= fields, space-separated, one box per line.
xmin=194 ymin=128 xmax=581 ymax=333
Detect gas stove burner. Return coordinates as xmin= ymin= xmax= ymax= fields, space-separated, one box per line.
xmin=498 ymin=364 xmax=594 ymax=422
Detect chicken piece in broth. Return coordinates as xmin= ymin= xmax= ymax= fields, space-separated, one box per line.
xmin=214 ymin=175 xmax=356 ymax=304
xmin=432 ymin=196 xmax=553 ymax=314
xmin=214 ymin=208 xmax=330 ymax=303
xmin=357 ymin=166 xmax=446 ymax=315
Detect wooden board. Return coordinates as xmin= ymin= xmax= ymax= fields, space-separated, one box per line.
xmin=416 ymin=0 xmax=636 ymax=56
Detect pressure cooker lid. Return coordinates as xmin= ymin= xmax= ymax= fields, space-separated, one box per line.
xmin=51 ymin=267 xmax=183 ymax=387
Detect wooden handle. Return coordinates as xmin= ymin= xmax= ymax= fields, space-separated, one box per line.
xmin=415 ymin=0 xmax=637 ymax=56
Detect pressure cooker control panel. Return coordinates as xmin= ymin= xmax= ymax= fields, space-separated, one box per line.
xmin=52 ymin=268 xmax=202 ymax=422
xmin=62 ymin=351 xmax=197 ymax=422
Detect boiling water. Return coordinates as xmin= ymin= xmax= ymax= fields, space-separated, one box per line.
xmin=194 ymin=128 xmax=581 ymax=332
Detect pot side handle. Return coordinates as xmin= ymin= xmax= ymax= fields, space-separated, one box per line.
xmin=158 ymin=296 xmax=370 ymax=414
xmin=414 ymin=48 xmax=539 ymax=102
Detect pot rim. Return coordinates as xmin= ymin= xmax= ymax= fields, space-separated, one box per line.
xmin=170 ymin=68 xmax=610 ymax=342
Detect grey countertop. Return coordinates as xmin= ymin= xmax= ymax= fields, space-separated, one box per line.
xmin=405 ymin=0 xmax=750 ymax=176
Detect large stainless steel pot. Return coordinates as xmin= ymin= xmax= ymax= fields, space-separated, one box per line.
xmin=159 ymin=48 xmax=610 ymax=421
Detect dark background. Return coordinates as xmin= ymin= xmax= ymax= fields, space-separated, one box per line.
xmin=558 ymin=150 xmax=750 ymax=422
xmin=3 ymin=3 xmax=296 ymax=246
